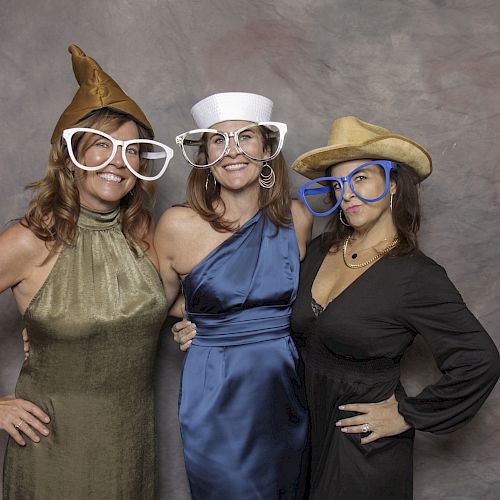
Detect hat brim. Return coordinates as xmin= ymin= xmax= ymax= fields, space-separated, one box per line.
xmin=292 ymin=134 xmax=432 ymax=182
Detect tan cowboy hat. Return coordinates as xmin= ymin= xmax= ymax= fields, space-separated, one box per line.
xmin=292 ymin=116 xmax=432 ymax=182
xmin=51 ymin=44 xmax=153 ymax=143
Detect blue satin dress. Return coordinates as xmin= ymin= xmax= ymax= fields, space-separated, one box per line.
xmin=179 ymin=211 xmax=308 ymax=499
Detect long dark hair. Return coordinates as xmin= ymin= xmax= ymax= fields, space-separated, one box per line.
xmin=321 ymin=162 xmax=421 ymax=255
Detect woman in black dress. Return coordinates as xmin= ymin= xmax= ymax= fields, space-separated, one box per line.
xmin=291 ymin=115 xmax=500 ymax=499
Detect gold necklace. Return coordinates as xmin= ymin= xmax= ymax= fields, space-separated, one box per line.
xmin=342 ymin=235 xmax=398 ymax=269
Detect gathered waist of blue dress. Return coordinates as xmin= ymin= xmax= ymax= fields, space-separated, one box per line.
xmin=187 ymin=304 xmax=292 ymax=347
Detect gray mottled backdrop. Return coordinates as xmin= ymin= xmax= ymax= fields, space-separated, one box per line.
xmin=1 ymin=0 xmax=499 ymax=498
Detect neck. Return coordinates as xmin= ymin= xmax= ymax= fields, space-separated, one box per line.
xmin=217 ymin=184 xmax=261 ymax=225
xmin=350 ymin=216 xmax=397 ymax=248
xmin=80 ymin=203 xmax=120 ymax=213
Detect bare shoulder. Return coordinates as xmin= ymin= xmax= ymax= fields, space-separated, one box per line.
xmin=291 ymin=200 xmax=313 ymax=259
xmin=154 ymin=206 xmax=213 ymax=293
xmin=0 ymin=222 xmax=49 ymax=289
xmin=156 ymin=206 xmax=204 ymax=239
xmin=157 ymin=205 xmax=199 ymax=228
xmin=155 ymin=206 xmax=207 ymax=255
xmin=291 ymin=199 xmax=313 ymax=227
xmin=0 ymin=222 xmax=48 ymax=261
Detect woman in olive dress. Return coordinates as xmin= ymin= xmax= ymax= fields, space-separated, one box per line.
xmin=0 ymin=45 xmax=173 ymax=500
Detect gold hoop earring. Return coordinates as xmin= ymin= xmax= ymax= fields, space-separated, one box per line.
xmin=259 ymin=162 xmax=275 ymax=189
xmin=339 ymin=210 xmax=351 ymax=227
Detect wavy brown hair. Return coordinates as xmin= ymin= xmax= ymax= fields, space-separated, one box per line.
xmin=321 ymin=162 xmax=421 ymax=255
xmin=185 ymin=125 xmax=292 ymax=232
xmin=21 ymin=108 xmax=155 ymax=254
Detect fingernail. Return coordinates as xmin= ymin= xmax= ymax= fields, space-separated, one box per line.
xmin=34 ymin=437 xmax=40 ymax=443
xmin=341 ymin=428 xmax=347 ymax=433
xmin=339 ymin=405 xmax=345 ymax=410
xmin=20 ymin=441 xmax=26 ymax=446
xmin=42 ymin=429 xmax=49 ymax=435
xmin=335 ymin=421 xmax=341 ymax=427
xmin=44 ymin=417 xmax=50 ymax=423
xmin=186 ymin=321 xmax=191 ymax=325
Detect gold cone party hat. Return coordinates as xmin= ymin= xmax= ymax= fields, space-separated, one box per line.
xmin=51 ymin=44 xmax=153 ymax=143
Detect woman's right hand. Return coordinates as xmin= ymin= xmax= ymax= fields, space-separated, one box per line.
xmin=171 ymin=319 xmax=196 ymax=351
xmin=0 ymin=395 xmax=50 ymax=446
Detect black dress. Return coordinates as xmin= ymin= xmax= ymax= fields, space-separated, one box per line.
xmin=291 ymin=236 xmax=500 ymax=500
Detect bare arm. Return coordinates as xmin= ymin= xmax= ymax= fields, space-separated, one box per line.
xmin=0 ymin=223 xmax=42 ymax=298
xmin=154 ymin=207 xmax=185 ymax=316
xmin=0 ymin=223 xmax=51 ymax=444
xmin=169 ymin=294 xmax=185 ymax=319
xmin=155 ymin=206 xmax=213 ymax=349
xmin=291 ymin=199 xmax=313 ymax=260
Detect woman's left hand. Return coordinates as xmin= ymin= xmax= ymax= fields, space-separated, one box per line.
xmin=336 ymin=395 xmax=411 ymax=444
xmin=22 ymin=328 xmax=30 ymax=361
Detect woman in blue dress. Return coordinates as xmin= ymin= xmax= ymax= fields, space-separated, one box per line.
xmin=155 ymin=92 xmax=311 ymax=499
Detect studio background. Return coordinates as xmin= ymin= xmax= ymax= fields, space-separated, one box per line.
xmin=0 ymin=0 xmax=499 ymax=498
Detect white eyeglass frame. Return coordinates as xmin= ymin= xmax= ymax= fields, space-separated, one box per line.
xmin=62 ymin=127 xmax=174 ymax=181
xmin=175 ymin=121 xmax=288 ymax=169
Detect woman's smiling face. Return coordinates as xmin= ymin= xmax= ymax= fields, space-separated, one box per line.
xmin=208 ymin=120 xmax=268 ymax=191
xmin=73 ymin=120 xmax=139 ymax=211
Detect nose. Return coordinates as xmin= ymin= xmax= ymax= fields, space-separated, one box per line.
xmin=225 ymin=137 xmax=239 ymax=158
xmin=110 ymin=145 xmax=125 ymax=168
xmin=342 ymin=179 xmax=355 ymax=200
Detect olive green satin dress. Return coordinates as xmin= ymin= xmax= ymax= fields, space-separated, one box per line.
xmin=3 ymin=206 xmax=167 ymax=500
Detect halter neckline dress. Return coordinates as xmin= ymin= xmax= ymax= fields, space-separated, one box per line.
xmin=3 ymin=206 xmax=167 ymax=500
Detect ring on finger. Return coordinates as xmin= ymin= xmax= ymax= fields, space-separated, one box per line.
xmin=361 ymin=423 xmax=370 ymax=433
xmin=14 ymin=420 xmax=24 ymax=430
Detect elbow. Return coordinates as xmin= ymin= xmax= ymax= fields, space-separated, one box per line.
xmin=477 ymin=345 xmax=500 ymax=390
xmin=488 ymin=348 xmax=500 ymax=384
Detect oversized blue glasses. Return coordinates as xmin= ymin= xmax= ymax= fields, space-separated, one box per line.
xmin=298 ymin=160 xmax=398 ymax=217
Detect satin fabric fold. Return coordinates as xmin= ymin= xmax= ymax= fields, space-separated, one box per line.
xmin=179 ymin=211 xmax=308 ymax=499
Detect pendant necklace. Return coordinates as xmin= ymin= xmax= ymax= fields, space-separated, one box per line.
xmin=342 ymin=235 xmax=398 ymax=269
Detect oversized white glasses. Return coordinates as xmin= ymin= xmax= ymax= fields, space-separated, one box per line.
xmin=63 ymin=127 xmax=174 ymax=181
xmin=175 ymin=121 xmax=287 ymax=168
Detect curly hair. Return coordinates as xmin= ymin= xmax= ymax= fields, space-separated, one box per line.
xmin=21 ymin=108 xmax=155 ymax=255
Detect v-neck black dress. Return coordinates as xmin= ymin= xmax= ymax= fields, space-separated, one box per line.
xmin=291 ymin=236 xmax=499 ymax=500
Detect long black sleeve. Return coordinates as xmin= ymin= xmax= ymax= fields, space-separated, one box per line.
xmin=397 ymin=257 xmax=500 ymax=433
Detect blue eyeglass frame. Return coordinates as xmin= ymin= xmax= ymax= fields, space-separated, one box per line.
xmin=297 ymin=160 xmax=399 ymax=217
